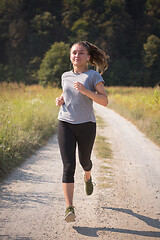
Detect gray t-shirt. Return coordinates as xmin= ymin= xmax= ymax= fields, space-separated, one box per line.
xmin=58 ymin=69 xmax=104 ymax=124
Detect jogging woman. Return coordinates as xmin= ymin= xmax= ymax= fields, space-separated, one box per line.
xmin=56 ymin=41 xmax=108 ymax=222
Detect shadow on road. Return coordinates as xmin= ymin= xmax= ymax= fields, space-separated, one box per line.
xmin=73 ymin=207 xmax=160 ymax=238
xmin=103 ymin=207 xmax=160 ymax=229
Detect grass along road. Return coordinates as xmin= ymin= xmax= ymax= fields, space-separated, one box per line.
xmin=0 ymin=83 xmax=61 ymax=180
xmin=106 ymin=87 xmax=160 ymax=147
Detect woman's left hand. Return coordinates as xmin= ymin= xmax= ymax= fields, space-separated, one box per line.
xmin=74 ymin=82 xmax=87 ymax=94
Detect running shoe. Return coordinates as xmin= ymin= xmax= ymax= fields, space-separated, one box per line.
xmin=84 ymin=176 xmax=93 ymax=195
xmin=65 ymin=205 xmax=76 ymax=222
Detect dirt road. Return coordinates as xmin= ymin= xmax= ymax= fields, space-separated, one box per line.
xmin=0 ymin=103 xmax=160 ymax=239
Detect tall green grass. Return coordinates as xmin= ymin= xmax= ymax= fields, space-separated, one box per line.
xmin=0 ymin=83 xmax=61 ymax=179
xmin=106 ymin=87 xmax=160 ymax=146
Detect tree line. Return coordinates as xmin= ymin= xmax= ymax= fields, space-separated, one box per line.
xmin=0 ymin=0 xmax=160 ymax=87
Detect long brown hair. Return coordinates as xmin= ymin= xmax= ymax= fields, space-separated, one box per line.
xmin=71 ymin=41 xmax=109 ymax=75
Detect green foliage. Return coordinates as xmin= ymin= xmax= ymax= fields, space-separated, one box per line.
xmin=38 ymin=42 xmax=70 ymax=87
xmin=27 ymin=57 xmax=42 ymax=84
xmin=29 ymin=11 xmax=59 ymax=56
xmin=143 ymin=35 xmax=160 ymax=68
xmin=62 ymin=0 xmax=83 ymax=29
xmin=0 ymin=0 xmax=160 ymax=86
xmin=0 ymin=64 xmax=26 ymax=83
xmin=71 ymin=18 xmax=89 ymax=42
xmin=143 ymin=35 xmax=160 ymax=86
xmin=31 ymin=12 xmax=56 ymax=35
xmin=145 ymin=0 xmax=160 ymax=18
xmin=106 ymin=59 xmax=131 ymax=86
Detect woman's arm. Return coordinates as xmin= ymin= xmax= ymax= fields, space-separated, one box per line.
xmin=74 ymin=81 xmax=108 ymax=106
xmin=56 ymin=93 xmax=64 ymax=106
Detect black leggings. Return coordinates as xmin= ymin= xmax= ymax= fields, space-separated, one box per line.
xmin=57 ymin=120 xmax=96 ymax=183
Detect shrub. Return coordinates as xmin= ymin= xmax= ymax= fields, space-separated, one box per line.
xmin=38 ymin=42 xmax=70 ymax=87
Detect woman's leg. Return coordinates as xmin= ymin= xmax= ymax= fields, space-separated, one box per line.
xmin=57 ymin=121 xmax=76 ymax=207
xmin=77 ymin=122 xmax=96 ymax=174
xmin=76 ymin=122 xmax=96 ymax=195
xmin=84 ymin=170 xmax=92 ymax=181
xmin=62 ymin=183 xmax=74 ymax=207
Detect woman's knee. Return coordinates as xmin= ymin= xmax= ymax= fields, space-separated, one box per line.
xmin=80 ymin=159 xmax=92 ymax=172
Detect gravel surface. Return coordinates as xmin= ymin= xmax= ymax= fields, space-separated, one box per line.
xmin=0 ymin=103 xmax=160 ymax=239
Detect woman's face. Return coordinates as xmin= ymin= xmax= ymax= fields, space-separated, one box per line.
xmin=70 ymin=44 xmax=90 ymax=68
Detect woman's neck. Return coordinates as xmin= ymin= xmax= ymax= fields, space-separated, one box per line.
xmin=73 ymin=66 xmax=88 ymax=73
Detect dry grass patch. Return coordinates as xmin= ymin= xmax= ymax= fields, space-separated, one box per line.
xmin=0 ymin=83 xmax=61 ymax=179
xmin=106 ymin=86 xmax=160 ymax=146
xmin=95 ymin=135 xmax=113 ymax=159
xmin=95 ymin=115 xmax=114 ymax=188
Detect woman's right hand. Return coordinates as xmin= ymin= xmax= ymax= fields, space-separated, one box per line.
xmin=56 ymin=95 xmax=64 ymax=106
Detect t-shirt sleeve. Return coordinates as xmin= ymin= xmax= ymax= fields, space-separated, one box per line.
xmin=61 ymin=74 xmax=64 ymax=88
xmin=93 ymin=72 xmax=105 ymax=88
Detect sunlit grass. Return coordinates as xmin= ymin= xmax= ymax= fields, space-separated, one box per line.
xmin=95 ymin=115 xmax=114 ymax=189
xmin=96 ymin=115 xmax=106 ymax=129
xmin=106 ymin=86 xmax=160 ymax=146
xmin=95 ymin=135 xmax=113 ymax=159
xmin=0 ymin=83 xmax=61 ymax=179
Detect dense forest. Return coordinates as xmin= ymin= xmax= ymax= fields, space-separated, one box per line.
xmin=0 ymin=0 xmax=160 ymax=87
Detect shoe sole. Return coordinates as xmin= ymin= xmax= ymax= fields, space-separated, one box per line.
xmin=65 ymin=212 xmax=76 ymax=223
